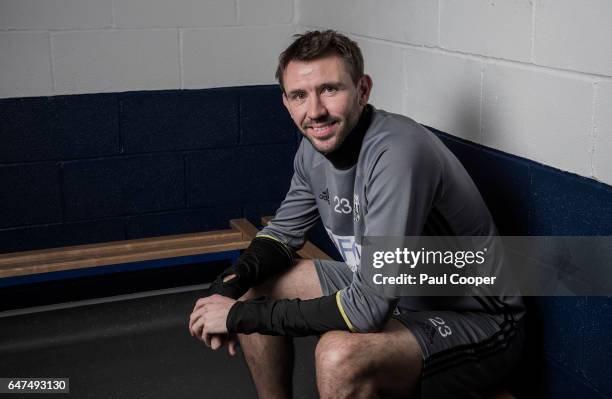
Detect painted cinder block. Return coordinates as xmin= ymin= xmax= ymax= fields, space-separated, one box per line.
xmin=0 ymin=219 xmax=125 ymax=254
xmin=121 ymin=89 xmax=239 ymax=153
xmin=433 ymin=130 xmax=530 ymax=235
xmin=186 ymin=149 xmax=243 ymax=208
xmin=0 ymin=94 xmax=120 ymax=163
xmin=114 ymin=0 xmax=235 ymax=28
xmin=186 ymin=144 xmax=294 ymax=208
xmin=534 ymin=0 xmax=612 ymax=76
xmin=593 ymin=82 xmax=612 ymax=186
xmin=239 ymin=86 xmax=296 ymax=145
xmin=403 ymin=48 xmax=483 ymax=143
xmin=0 ymin=0 xmax=112 ymax=30
xmin=0 ymin=163 xmax=62 ymax=229
xmin=0 ymin=32 xmax=52 ymax=99
xmin=440 ymin=0 xmax=532 ymax=62
xmin=53 ymin=30 xmax=179 ymax=95
xmin=243 ymin=201 xmax=284 ymax=227
xmin=523 ymin=297 xmax=612 ymax=399
xmin=299 ymin=0 xmax=438 ymax=46
xmin=482 ymin=63 xmax=593 ymax=178
xmin=183 ymin=26 xmax=295 ymax=89
xmin=581 ymin=297 xmax=612 ymax=397
xmin=356 ymin=37 xmax=404 ymax=115
xmin=528 ymin=165 xmax=612 ymax=235
xmin=530 ymin=297 xmax=587 ymax=381
xmin=238 ymin=0 xmax=293 ymax=25
xmin=62 ymin=154 xmax=184 ymax=221
xmin=539 ymin=354 xmax=611 ymax=399
xmin=126 ymin=206 xmax=241 ymax=239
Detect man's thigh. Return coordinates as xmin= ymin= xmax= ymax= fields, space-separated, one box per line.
xmin=241 ymin=259 xmax=323 ymax=300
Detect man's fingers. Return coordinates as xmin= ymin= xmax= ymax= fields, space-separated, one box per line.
xmin=203 ymin=331 xmax=213 ymax=347
xmin=211 ymin=335 xmax=224 ymax=350
xmin=228 ymin=336 xmax=238 ymax=356
xmin=193 ymin=298 xmax=208 ymax=312
xmin=189 ymin=309 xmax=205 ymax=335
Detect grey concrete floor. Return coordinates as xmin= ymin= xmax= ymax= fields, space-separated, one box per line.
xmin=0 ymin=285 xmax=319 ymax=399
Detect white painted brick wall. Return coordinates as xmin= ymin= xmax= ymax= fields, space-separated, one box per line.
xmin=238 ymin=0 xmax=293 ymax=25
xmin=594 ymin=82 xmax=612 ymax=184
xmin=0 ymin=0 xmax=296 ymax=99
xmin=53 ymin=30 xmax=180 ymax=94
xmin=300 ymin=0 xmax=438 ymax=46
xmin=482 ymin=64 xmax=593 ymax=176
xmin=0 ymin=0 xmax=112 ymax=30
xmin=356 ymin=37 xmax=404 ymax=115
xmin=534 ymin=0 xmax=612 ymax=76
xmin=1 ymin=0 xmax=611 ymax=185
xmin=0 ymin=32 xmax=53 ymax=98
xmin=440 ymin=0 xmax=532 ymax=62
xmin=299 ymin=1 xmax=612 ymax=185
xmin=183 ymin=26 xmax=295 ymax=88
xmin=403 ymin=48 xmax=483 ymax=143
xmin=114 ymin=0 xmax=236 ymax=28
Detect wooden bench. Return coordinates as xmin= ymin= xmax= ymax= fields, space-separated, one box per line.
xmin=0 ymin=218 xmax=330 ymax=281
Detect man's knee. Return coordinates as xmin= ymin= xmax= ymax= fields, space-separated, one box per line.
xmin=316 ymin=332 xmax=354 ymax=368
xmin=315 ymin=332 xmax=376 ymax=398
xmin=315 ymin=322 xmax=423 ymax=398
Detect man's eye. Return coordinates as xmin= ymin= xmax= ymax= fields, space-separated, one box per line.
xmin=323 ymin=87 xmax=337 ymax=94
xmin=292 ymin=92 xmax=306 ymax=100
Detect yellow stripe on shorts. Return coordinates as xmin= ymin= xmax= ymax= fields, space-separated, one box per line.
xmin=336 ymin=290 xmax=356 ymax=332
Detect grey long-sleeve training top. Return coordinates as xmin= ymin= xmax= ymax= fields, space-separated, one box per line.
xmin=258 ymin=106 xmax=523 ymax=332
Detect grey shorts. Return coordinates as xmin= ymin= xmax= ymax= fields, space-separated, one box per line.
xmin=314 ymin=259 xmax=525 ymax=399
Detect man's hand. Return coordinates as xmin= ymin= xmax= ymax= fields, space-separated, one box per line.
xmin=189 ymin=294 xmax=238 ymax=354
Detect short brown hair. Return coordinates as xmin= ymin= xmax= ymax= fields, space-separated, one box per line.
xmin=275 ymin=30 xmax=364 ymax=93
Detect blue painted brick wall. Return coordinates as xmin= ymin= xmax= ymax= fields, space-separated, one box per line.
xmin=429 ymin=127 xmax=612 ymax=399
xmin=0 ymin=163 xmax=62 ymax=228
xmin=239 ymin=86 xmax=296 ymax=145
xmin=0 ymin=219 xmax=125 ymax=253
xmin=0 ymin=86 xmax=297 ymax=254
xmin=63 ymin=154 xmax=185 ymax=220
xmin=0 ymin=94 xmax=120 ymax=163
xmin=126 ymin=206 xmax=242 ymax=239
xmin=121 ymin=89 xmax=239 ymax=152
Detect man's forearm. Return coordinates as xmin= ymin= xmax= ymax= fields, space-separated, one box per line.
xmin=206 ymin=236 xmax=294 ymax=299
xmin=226 ymin=294 xmax=352 ymax=336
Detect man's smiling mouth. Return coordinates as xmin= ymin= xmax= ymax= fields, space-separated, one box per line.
xmin=307 ymin=121 xmax=339 ymax=138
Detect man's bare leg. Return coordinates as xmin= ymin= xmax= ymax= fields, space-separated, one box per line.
xmin=315 ymin=319 xmax=423 ymax=399
xmin=237 ymin=259 xmax=323 ymax=399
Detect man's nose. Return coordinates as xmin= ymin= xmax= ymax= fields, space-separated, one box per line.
xmin=307 ymin=95 xmax=327 ymax=120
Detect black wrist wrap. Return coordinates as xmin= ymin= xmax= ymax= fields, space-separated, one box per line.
xmin=205 ymin=236 xmax=293 ymax=299
xmin=226 ymin=294 xmax=349 ymax=336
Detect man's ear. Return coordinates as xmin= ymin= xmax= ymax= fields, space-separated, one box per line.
xmin=359 ymin=75 xmax=373 ymax=105
xmin=282 ymin=92 xmax=290 ymax=111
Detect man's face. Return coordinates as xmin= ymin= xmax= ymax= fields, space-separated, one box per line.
xmin=282 ymin=55 xmax=372 ymax=154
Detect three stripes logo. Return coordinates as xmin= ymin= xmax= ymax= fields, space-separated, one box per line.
xmin=319 ymin=188 xmax=330 ymax=205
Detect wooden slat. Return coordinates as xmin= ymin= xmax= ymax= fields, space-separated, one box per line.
xmin=0 ymin=217 xmax=333 ymax=279
xmin=298 ymin=242 xmax=332 ymax=260
xmin=0 ymin=220 xmax=261 ymax=279
xmin=0 ymin=229 xmax=241 ymax=267
xmin=230 ymin=218 xmax=259 ymax=241
xmin=260 ymin=216 xmax=332 ymax=260
xmin=1 ymin=239 xmax=250 ymax=278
